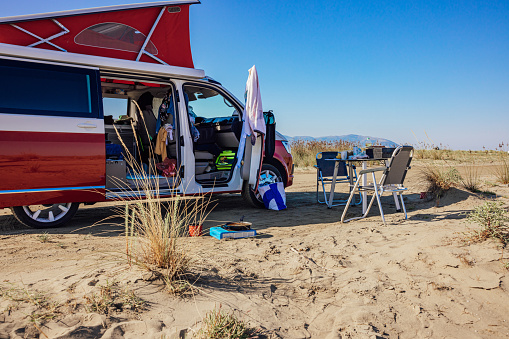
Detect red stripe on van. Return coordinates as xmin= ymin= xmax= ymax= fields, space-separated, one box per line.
xmin=0 ymin=130 xmax=105 ymax=208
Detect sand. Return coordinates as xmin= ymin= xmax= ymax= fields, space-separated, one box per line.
xmin=1 ymin=161 xmax=509 ymax=338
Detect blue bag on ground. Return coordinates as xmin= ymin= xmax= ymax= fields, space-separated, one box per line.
xmin=258 ymin=182 xmax=287 ymax=211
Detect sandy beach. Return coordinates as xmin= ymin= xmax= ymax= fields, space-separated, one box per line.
xmin=1 ymin=160 xmax=509 ymax=338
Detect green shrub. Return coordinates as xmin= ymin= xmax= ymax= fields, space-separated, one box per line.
xmin=197 ymin=306 xmax=253 ymax=339
xmin=465 ymin=201 xmax=509 ymax=244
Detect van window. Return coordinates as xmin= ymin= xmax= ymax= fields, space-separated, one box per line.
xmin=183 ymin=85 xmax=239 ymax=120
xmin=103 ymin=97 xmax=129 ymax=121
xmin=75 ymin=23 xmax=158 ymax=55
xmin=0 ymin=58 xmax=101 ymax=118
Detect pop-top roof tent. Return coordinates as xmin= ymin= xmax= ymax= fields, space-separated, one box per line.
xmin=0 ymin=1 xmax=200 ymax=69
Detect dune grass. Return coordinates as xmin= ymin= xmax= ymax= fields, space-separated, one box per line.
xmin=123 ymin=193 xmax=213 ymax=294
xmin=419 ymin=163 xmax=461 ymax=199
xmin=119 ymin=149 xmax=214 ymax=294
xmin=289 ymin=138 xmax=509 ymax=168
xmin=290 ymin=140 xmax=357 ymax=167
xmin=83 ymin=280 xmax=145 ymax=314
xmin=36 ymin=232 xmax=50 ymax=243
xmin=112 ymin=114 xmax=215 ymax=295
xmin=0 ymin=282 xmax=61 ymax=337
xmin=197 ymin=306 xmax=255 ymax=339
xmin=460 ymin=164 xmax=482 ymax=193
xmin=494 ymin=155 xmax=509 ymax=185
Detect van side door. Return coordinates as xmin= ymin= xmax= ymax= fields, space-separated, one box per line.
xmin=0 ymin=58 xmax=105 ymax=208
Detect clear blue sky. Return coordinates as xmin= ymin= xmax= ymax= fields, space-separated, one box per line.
xmin=2 ymin=0 xmax=508 ymax=150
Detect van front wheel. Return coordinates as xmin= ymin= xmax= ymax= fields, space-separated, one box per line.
xmin=242 ymin=163 xmax=283 ymax=208
xmin=11 ymin=203 xmax=80 ymax=229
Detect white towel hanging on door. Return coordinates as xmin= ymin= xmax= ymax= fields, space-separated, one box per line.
xmin=237 ymin=65 xmax=266 ymax=167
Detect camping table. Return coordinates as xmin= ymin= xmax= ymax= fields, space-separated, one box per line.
xmin=325 ymin=158 xmax=402 ymax=214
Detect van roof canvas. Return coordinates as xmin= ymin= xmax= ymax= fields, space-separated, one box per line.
xmin=0 ymin=1 xmax=200 ymax=68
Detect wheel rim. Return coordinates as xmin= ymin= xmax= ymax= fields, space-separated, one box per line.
xmin=254 ymin=169 xmax=282 ymax=201
xmin=22 ymin=203 xmax=73 ymax=223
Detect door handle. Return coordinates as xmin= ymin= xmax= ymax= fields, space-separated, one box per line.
xmin=77 ymin=123 xmax=97 ymax=129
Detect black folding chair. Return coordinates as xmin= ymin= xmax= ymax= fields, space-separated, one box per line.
xmin=341 ymin=146 xmax=413 ymax=223
xmin=314 ymin=152 xmax=360 ymax=207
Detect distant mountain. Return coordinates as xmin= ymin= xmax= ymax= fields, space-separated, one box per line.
xmin=285 ymin=134 xmax=399 ymax=148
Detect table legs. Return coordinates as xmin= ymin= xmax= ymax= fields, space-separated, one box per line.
xmin=328 ymin=159 xmax=400 ymax=214
xmin=362 ymin=162 xmax=368 ymax=213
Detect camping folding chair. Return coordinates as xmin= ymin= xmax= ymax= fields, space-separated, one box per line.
xmin=315 ymin=152 xmax=360 ymax=207
xmin=341 ymin=146 xmax=413 ymax=223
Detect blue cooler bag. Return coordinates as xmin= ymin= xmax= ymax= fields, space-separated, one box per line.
xmin=106 ymin=143 xmax=124 ymax=160
xmin=258 ymin=182 xmax=287 ymax=211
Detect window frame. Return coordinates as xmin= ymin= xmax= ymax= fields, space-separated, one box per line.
xmin=0 ymin=57 xmax=103 ymax=119
xmin=100 ymin=73 xmax=180 ymax=162
xmin=181 ymin=81 xmax=244 ymax=185
xmin=182 ymin=82 xmax=243 ymax=122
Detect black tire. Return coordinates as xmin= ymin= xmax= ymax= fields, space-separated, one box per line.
xmin=11 ymin=203 xmax=80 ymax=229
xmin=242 ymin=163 xmax=283 ymax=208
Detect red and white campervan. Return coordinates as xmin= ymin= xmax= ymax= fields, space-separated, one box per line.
xmin=0 ymin=1 xmax=293 ymax=228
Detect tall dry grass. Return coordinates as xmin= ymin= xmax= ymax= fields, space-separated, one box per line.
xmin=412 ymin=141 xmax=509 ymax=163
xmin=412 ymin=142 xmax=446 ymax=160
xmin=290 ymin=139 xmax=358 ymax=167
xmin=124 ymin=194 xmax=214 ymax=292
xmin=494 ymin=155 xmax=509 ymax=185
xmin=290 ymin=138 xmax=486 ymax=167
xmin=420 ymin=163 xmax=461 ymax=198
xmin=112 ymin=105 xmax=215 ymax=294
xmin=460 ymin=164 xmax=482 ymax=192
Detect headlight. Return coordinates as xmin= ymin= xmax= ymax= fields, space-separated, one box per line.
xmin=281 ymin=140 xmax=292 ymax=155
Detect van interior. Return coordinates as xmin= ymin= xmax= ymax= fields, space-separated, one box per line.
xmin=101 ymin=78 xmax=242 ymax=191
